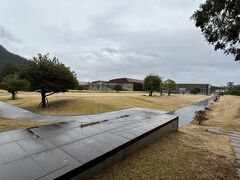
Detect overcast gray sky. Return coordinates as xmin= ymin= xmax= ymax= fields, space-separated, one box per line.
xmin=0 ymin=0 xmax=239 ymax=86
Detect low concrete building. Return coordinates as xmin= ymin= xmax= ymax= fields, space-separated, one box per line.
xmin=175 ymin=83 xmax=211 ymax=95
xmin=78 ymin=82 xmax=90 ymax=90
xmin=89 ymin=81 xmax=114 ymax=92
xmin=87 ymin=79 xmax=210 ymax=95
xmin=108 ymin=78 xmax=144 ymax=91
xmin=88 ymin=78 xmax=144 ymax=91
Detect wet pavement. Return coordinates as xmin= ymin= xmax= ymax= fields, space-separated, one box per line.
xmin=0 ymin=97 xmax=215 ymax=179
xmin=0 ymin=97 xmax=214 ymax=127
xmin=206 ymin=128 xmax=225 ymax=135
xmin=0 ymin=107 xmax=177 ymax=179
xmin=0 ymin=101 xmax=168 ymax=122
xmin=229 ymin=131 xmax=240 ymax=178
xmin=168 ymin=96 xmax=214 ymax=127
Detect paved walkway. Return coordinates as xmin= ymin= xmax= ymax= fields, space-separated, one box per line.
xmin=0 ymin=97 xmax=220 ymax=179
xmin=0 ymin=102 xmax=178 ymax=179
xmin=0 ymin=97 xmax=214 ymax=126
xmin=0 ymin=101 xmax=168 ymax=122
xmin=229 ymin=131 xmax=240 ymax=177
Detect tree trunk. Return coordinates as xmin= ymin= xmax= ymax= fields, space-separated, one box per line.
xmin=11 ymin=92 xmax=16 ymax=100
xmin=149 ymin=91 xmax=153 ymax=96
xmin=168 ymin=90 xmax=170 ymax=96
xmin=160 ymin=90 xmax=163 ymax=96
xmin=41 ymin=91 xmax=46 ymax=108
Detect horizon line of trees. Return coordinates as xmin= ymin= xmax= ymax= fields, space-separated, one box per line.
xmin=226 ymin=82 xmax=240 ymax=96
xmin=144 ymin=74 xmax=176 ymax=96
xmin=1 ymin=55 xmax=239 ymax=110
xmin=210 ymin=82 xmax=240 ymax=96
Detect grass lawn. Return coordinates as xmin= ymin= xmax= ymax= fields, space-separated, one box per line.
xmin=0 ymin=90 xmax=239 ymax=178
xmin=93 ymin=95 xmax=240 ymax=180
xmin=0 ymin=118 xmax=50 ymax=132
xmin=0 ymin=90 xmax=208 ymax=133
xmin=0 ymin=90 xmax=208 ymax=115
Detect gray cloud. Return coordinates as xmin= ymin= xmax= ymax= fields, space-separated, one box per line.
xmin=0 ymin=26 xmax=21 ymax=43
xmin=0 ymin=0 xmax=239 ymax=85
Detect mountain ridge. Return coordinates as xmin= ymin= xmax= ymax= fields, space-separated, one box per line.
xmin=0 ymin=44 xmax=26 ymax=70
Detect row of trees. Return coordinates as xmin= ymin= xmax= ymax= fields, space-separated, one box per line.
xmin=227 ymin=82 xmax=240 ymax=96
xmin=191 ymin=88 xmax=201 ymax=95
xmin=0 ymin=54 xmax=78 ymax=108
xmin=144 ymin=74 xmax=176 ymax=96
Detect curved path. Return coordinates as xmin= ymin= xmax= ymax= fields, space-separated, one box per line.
xmin=0 ymin=101 xmax=168 ymax=123
xmin=0 ymin=100 xmax=179 ymax=180
xmin=0 ymin=98 xmax=214 ymax=179
xmin=0 ymin=96 xmax=214 ymax=126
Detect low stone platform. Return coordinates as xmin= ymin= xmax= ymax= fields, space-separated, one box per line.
xmin=0 ymin=108 xmax=178 ymax=180
xmin=229 ymin=131 xmax=240 ymax=178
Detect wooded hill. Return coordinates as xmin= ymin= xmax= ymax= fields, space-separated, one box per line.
xmin=0 ymin=45 xmax=26 ymax=70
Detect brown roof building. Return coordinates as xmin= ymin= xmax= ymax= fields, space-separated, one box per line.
xmin=109 ymin=78 xmax=144 ymax=91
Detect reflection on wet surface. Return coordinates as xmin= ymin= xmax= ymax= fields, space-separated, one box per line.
xmin=0 ymin=97 xmax=214 ymax=179
xmin=0 ymin=107 xmax=178 ymax=180
xmin=169 ymin=96 xmax=214 ymax=127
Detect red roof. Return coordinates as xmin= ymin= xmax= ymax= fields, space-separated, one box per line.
xmin=109 ymin=78 xmax=143 ymax=84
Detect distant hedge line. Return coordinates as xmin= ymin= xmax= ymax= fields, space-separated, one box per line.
xmin=228 ymin=85 xmax=240 ymax=96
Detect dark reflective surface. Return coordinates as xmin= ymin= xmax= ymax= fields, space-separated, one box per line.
xmin=0 ymin=108 xmax=177 ymax=180
xmin=170 ymin=96 xmax=214 ymax=127
xmin=0 ymin=96 xmax=214 ymax=179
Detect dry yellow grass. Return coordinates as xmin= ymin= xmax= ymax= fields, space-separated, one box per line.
xmin=203 ymin=95 xmax=240 ymax=131
xmin=0 ymin=90 xmax=239 ymax=178
xmin=0 ymin=90 xmax=208 ymax=133
xmin=93 ymin=95 xmax=240 ymax=180
xmin=0 ymin=90 xmax=208 ymax=115
xmin=0 ymin=118 xmax=50 ymax=132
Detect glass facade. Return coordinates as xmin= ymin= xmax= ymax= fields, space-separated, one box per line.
xmin=175 ymin=84 xmax=211 ymax=95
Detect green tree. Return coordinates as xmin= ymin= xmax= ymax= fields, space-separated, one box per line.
xmin=113 ymin=84 xmax=123 ymax=93
xmin=144 ymin=74 xmax=161 ymax=96
xmin=164 ymin=79 xmax=176 ymax=96
xmin=19 ymin=54 xmax=78 ymax=108
xmin=191 ymin=87 xmax=201 ymax=95
xmin=229 ymin=85 xmax=240 ymax=96
xmin=227 ymin=81 xmax=234 ymax=92
xmin=1 ymin=74 xmax=29 ymax=100
xmin=192 ymin=0 xmax=240 ymax=61
xmin=160 ymin=80 xmax=166 ymax=96
xmin=227 ymin=82 xmax=240 ymax=96
xmin=0 ymin=64 xmax=19 ymax=82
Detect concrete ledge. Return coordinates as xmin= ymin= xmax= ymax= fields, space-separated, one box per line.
xmin=70 ymin=117 xmax=178 ymax=180
xmin=0 ymin=108 xmax=178 ymax=180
